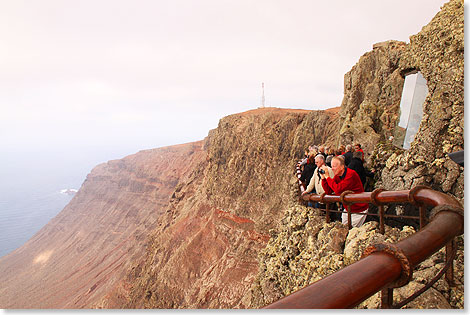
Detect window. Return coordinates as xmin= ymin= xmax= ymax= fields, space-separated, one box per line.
xmin=393 ymin=71 xmax=428 ymax=149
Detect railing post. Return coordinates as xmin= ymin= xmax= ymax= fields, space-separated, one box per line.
xmin=445 ymin=239 xmax=455 ymax=286
xmin=419 ymin=205 xmax=427 ymax=230
xmin=381 ymin=288 xmax=394 ymax=309
xmin=379 ymin=205 xmax=385 ymax=235
xmin=347 ymin=205 xmax=352 ymax=230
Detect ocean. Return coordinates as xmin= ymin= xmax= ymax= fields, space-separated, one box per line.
xmin=0 ymin=146 xmax=141 ymax=258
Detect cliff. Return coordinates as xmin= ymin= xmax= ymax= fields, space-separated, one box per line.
xmin=0 ymin=108 xmax=339 ymax=308
xmin=336 ymin=0 xmax=464 ymax=203
xmin=108 ymin=107 xmax=339 ymax=308
xmin=248 ymin=0 xmax=464 ymax=308
xmin=0 ymin=141 xmax=206 ymax=308
xmin=0 ymin=0 xmax=463 ymax=309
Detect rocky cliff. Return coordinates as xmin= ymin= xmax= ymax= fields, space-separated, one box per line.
xmin=0 ymin=141 xmax=206 ymax=308
xmin=107 ymin=108 xmax=339 ymax=308
xmin=0 ymin=0 xmax=463 ymax=309
xmin=0 ymin=108 xmax=339 ymax=309
xmin=248 ymin=0 xmax=464 ymax=308
xmin=335 ymin=0 xmax=464 ymax=203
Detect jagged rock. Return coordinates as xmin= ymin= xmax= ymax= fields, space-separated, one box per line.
xmin=251 ymin=202 xmax=463 ymax=309
xmin=337 ymin=40 xmax=407 ymax=162
xmin=0 ymin=0 xmax=463 ymax=310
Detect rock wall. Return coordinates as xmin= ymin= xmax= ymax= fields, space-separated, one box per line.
xmin=104 ymin=108 xmax=339 ymax=308
xmin=336 ymin=0 xmax=464 ymax=203
xmin=378 ymin=0 xmax=464 ymax=202
xmin=202 ymin=108 xmax=339 ymax=232
xmin=336 ymin=40 xmax=407 ymax=161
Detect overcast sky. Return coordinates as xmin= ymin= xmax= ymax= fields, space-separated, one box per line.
xmin=1 ymin=0 xmax=448 ymax=159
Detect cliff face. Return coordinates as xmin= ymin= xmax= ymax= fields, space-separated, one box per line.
xmin=336 ymin=0 xmax=464 ymax=202
xmin=0 ymin=141 xmax=206 ymax=308
xmin=377 ymin=0 xmax=464 ymax=202
xmin=337 ymin=40 xmax=407 ymax=159
xmin=113 ymin=108 xmax=339 ymax=308
xmin=0 ymin=0 xmax=463 ymax=309
xmin=0 ymin=108 xmax=339 ymax=309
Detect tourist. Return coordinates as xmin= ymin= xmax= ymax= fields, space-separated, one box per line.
xmin=348 ymin=151 xmax=373 ymax=188
xmin=326 ymin=148 xmax=335 ymax=167
xmin=300 ymin=154 xmax=316 ymax=187
xmin=308 ymin=146 xmax=318 ymax=157
xmin=342 ymin=144 xmax=354 ymax=166
xmin=320 ymin=156 xmax=369 ymax=228
xmin=302 ymin=155 xmax=339 ymax=220
xmin=355 ymin=143 xmax=364 ymax=161
xmin=339 ymin=145 xmax=346 ymax=155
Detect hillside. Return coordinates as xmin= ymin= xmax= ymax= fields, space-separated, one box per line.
xmin=103 ymin=107 xmax=339 ymax=308
xmin=0 ymin=0 xmax=463 ymax=309
xmin=0 ymin=141 xmax=206 ymax=307
xmin=0 ymin=108 xmax=339 ymax=308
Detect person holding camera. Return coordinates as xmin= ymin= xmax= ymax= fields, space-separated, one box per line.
xmin=320 ymin=156 xmax=369 ymax=228
xmin=302 ymin=155 xmax=338 ymax=218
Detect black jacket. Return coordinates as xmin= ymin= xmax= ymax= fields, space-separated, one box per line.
xmin=348 ymin=157 xmax=374 ymax=187
xmin=300 ymin=162 xmax=316 ymax=186
xmin=342 ymin=151 xmax=353 ymax=166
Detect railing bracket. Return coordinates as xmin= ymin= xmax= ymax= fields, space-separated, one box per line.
xmin=362 ymin=243 xmax=413 ymax=288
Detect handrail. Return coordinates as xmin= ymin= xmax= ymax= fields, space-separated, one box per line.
xmin=264 ymin=163 xmax=464 ymax=309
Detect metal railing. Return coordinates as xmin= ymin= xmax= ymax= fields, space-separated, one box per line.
xmin=263 ymin=162 xmax=464 ymax=309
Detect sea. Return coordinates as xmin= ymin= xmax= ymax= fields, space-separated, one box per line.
xmin=0 ymin=146 xmax=141 ymax=258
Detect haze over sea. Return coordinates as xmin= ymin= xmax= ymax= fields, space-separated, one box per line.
xmin=0 ymin=145 xmax=155 ymax=258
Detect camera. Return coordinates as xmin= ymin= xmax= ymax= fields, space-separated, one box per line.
xmin=319 ymin=169 xmax=325 ymax=175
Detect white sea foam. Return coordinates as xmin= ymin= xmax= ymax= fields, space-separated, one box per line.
xmin=60 ymin=189 xmax=78 ymax=195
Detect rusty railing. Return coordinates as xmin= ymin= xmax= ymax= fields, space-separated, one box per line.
xmin=264 ymin=162 xmax=464 ymax=309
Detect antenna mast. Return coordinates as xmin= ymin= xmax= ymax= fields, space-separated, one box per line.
xmin=260 ymin=82 xmax=265 ymax=108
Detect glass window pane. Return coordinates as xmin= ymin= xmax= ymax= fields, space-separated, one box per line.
xmin=398 ymin=73 xmax=418 ymax=129
xmin=393 ymin=71 xmax=428 ymax=150
xmin=403 ymin=72 xmax=427 ymax=149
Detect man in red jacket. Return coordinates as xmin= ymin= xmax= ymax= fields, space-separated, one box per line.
xmin=320 ymin=156 xmax=368 ymax=227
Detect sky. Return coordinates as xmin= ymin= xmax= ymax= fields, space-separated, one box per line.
xmin=1 ymin=0 xmax=448 ymax=161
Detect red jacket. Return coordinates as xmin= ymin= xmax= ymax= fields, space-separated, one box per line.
xmin=321 ymin=167 xmax=368 ymax=213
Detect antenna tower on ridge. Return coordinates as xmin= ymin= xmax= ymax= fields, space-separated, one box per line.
xmin=260 ymin=82 xmax=265 ymax=108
